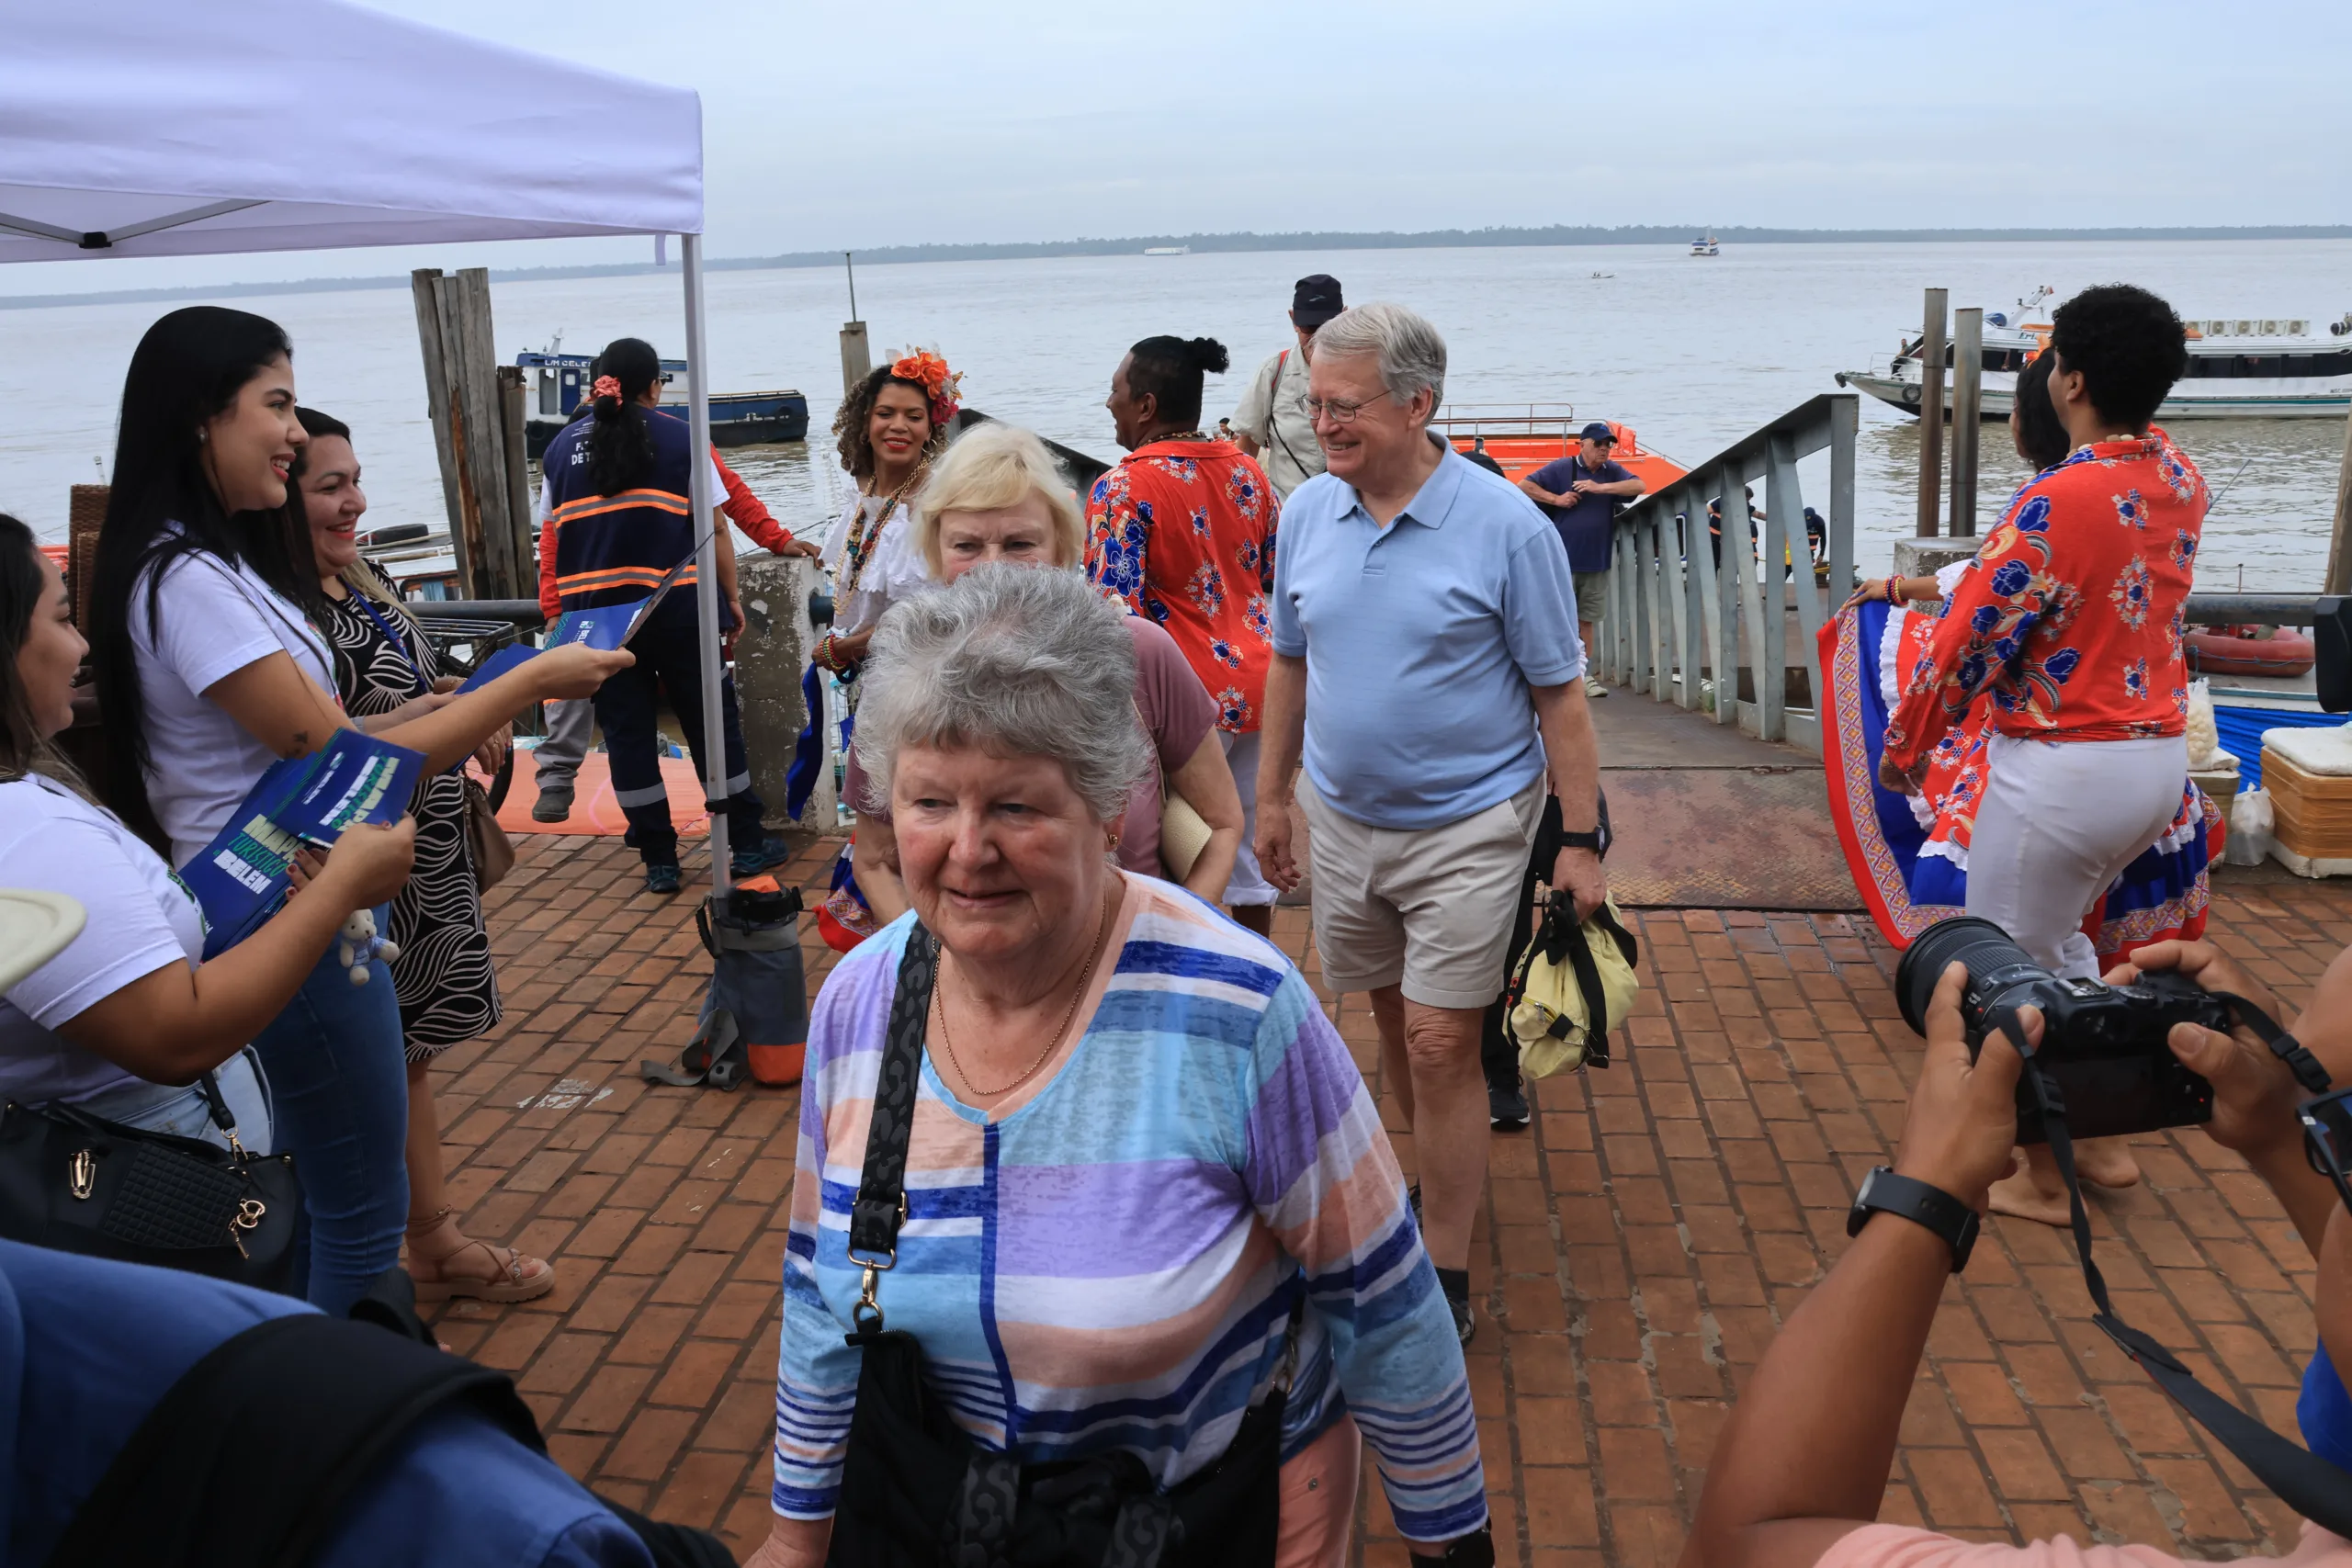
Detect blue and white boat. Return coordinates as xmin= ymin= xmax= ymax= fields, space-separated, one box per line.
xmin=514 ymin=345 xmax=809 ymax=457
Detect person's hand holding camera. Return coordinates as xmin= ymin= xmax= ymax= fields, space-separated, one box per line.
xmin=2103 ymin=940 xmax=2297 ymax=1156
xmin=1894 ymin=962 xmax=2029 ymax=1210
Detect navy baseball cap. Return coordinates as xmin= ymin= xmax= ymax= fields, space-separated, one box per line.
xmin=1291 ymin=275 xmax=1344 ymax=329
xmin=1580 ymin=422 xmax=1617 ymax=444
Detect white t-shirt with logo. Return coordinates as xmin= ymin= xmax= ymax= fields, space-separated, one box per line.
xmin=0 ymin=774 xmax=208 ymax=1105
xmin=127 ymin=546 xmax=338 ymax=868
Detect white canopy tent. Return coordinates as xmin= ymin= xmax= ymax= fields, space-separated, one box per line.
xmin=0 ymin=0 xmax=741 ymax=897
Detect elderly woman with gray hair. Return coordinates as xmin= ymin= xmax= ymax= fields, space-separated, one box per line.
xmin=752 ymin=564 xmax=1492 ymax=1568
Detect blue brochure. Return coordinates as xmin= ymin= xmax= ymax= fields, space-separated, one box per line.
xmin=180 ymin=729 xmax=426 ymax=957
xmin=452 ymin=642 xmax=543 ymax=694
xmin=543 ymin=597 xmax=650 ymax=652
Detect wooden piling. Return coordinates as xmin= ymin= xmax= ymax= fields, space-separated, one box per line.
xmin=1915 ymin=288 xmax=1947 ymax=538
xmin=1949 ymin=306 xmax=1983 ymax=536
xmin=412 ymin=266 xmax=530 ymax=599
xmin=2328 ymin=411 xmax=2352 ymax=594
xmin=499 ymin=366 xmax=535 ymax=590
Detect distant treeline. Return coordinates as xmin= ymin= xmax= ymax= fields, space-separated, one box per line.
xmin=7 ymin=223 xmax=2349 ymax=310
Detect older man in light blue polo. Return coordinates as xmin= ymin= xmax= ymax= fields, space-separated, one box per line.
xmin=1256 ymin=301 xmax=1607 ymax=1347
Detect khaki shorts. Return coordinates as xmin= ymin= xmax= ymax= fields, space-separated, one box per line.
xmin=1299 ymin=773 xmax=1544 ymax=1010
xmin=1572 ymin=570 xmax=1610 ymax=627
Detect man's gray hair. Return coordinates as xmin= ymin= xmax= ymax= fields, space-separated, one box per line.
xmin=855 ymin=563 xmax=1150 ymax=824
xmin=1310 ymin=301 xmax=1447 ymax=414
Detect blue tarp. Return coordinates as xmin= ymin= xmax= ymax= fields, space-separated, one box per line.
xmin=2214 ymin=705 xmax=2345 ymax=790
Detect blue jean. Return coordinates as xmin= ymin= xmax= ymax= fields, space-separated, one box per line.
xmin=77 ymin=1048 xmax=275 ymax=1153
xmin=249 ymin=905 xmax=409 ymax=1315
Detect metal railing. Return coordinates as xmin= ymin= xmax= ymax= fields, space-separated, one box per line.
xmin=1602 ymin=392 xmax=1857 ymax=753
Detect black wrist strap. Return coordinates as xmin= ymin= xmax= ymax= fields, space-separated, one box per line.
xmin=1985 ymin=1000 xmax=2352 ymax=1535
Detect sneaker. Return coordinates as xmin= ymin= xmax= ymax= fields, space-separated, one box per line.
xmin=530 ymin=784 xmax=573 ymax=823
xmin=730 ymin=835 xmax=793 ymax=879
xmin=1488 ymin=1077 xmax=1530 ymax=1131
xmin=644 ymin=862 xmax=683 ymax=896
xmin=1584 ymin=675 xmax=1611 ymax=699
xmin=1447 ymin=1292 xmax=1476 ymax=1346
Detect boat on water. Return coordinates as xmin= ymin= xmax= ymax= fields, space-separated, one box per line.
xmin=1142 ymin=245 xmax=1190 ymax=256
xmin=1838 ymin=288 xmax=2352 ymax=420
xmin=1435 ymin=404 xmax=1688 ymax=495
xmin=1690 ymin=235 xmax=1720 ymax=257
xmin=514 ymin=346 xmax=809 ymax=458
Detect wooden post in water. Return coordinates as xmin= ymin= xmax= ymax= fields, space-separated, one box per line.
xmin=412 ymin=268 xmax=528 ymax=599
xmin=2327 ymin=411 xmax=2352 ymax=594
xmin=1915 ymin=288 xmax=1948 ymax=537
xmin=1948 ymin=306 xmax=1983 ymax=536
xmin=499 ymin=366 xmax=535 ymax=587
xmin=411 ymin=268 xmax=473 ymax=594
xmin=839 ymin=251 xmax=872 ymax=398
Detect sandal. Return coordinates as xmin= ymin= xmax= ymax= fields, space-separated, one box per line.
xmin=405 ymin=1206 xmax=556 ymax=1303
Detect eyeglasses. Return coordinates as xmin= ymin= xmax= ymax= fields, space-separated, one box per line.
xmin=1304 ymin=389 xmax=1395 ymax=424
xmin=2299 ymin=1084 xmax=2352 ymax=1209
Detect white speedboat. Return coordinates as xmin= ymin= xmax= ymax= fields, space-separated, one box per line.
xmin=1838 ymin=288 xmax=2352 ymax=420
xmin=1690 ymin=235 xmax=1720 ymax=257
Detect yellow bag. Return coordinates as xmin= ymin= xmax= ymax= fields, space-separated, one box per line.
xmin=1504 ymin=897 xmax=1640 ymax=1079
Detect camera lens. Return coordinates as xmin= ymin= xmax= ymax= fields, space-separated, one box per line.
xmin=1894 ymin=916 xmax=2048 ymax=1037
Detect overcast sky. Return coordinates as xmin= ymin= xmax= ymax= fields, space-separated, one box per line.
xmin=6 ymin=0 xmax=2345 ymax=297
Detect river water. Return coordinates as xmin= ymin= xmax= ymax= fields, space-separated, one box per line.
xmin=6 ymin=239 xmax=2346 ymax=588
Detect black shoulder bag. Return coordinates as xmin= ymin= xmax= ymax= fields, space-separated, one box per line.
xmin=1986 ymin=998 xmax=2352 ymax=1537
xmin=830 ymin=923 xmax=1292 ymax=1567
xmin=0 ymin=1070 xmax=300 ymax=1294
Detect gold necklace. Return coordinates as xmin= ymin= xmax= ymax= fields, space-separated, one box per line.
xmin=840 ymin=464 xmax=927 ymax=601
xmin=932 ymin=885 xmax=1117 ymax=1100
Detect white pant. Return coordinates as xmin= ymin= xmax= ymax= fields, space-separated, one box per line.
xmin=1219 ymin=729 xmax=1277 ymax=908
xmin=1966 ymin=733 xmax=2188 ymax=982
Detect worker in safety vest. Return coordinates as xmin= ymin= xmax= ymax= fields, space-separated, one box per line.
xmin=536 ymin=335 xmax=792 ymax=895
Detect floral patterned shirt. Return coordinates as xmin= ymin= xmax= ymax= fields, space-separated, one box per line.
xmin=1883 ymin=429 xmax=2206 ymax=776
xmin=1085 ymin=437 xmax=1279 ymax=734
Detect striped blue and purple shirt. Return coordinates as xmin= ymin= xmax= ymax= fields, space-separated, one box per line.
xmin=774 ymin=874 xmax=1485 ymax=1541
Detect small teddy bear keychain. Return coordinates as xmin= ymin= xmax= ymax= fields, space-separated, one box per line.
xmin=337 ymin=909 xmax=401 ymax=986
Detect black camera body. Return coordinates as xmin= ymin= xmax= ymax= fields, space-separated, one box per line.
xmin=1894 ymin=917 xmax=2224 ymax=1143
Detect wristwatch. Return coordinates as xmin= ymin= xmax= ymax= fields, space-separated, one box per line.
xmin=1556 ymin=828 xmax=1604 ymax=852
xmin=1411 ymin=1526 xmax=1497 ymax=1567
xmin=1845 ymin=1167 xmax=1978 ymax=1272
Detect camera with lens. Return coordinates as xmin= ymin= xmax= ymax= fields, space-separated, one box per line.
xmin=1894 ymin=916 xmax=2228 ymax=1142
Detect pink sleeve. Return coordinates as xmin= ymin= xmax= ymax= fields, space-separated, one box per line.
xmin=1126 ymin=618 xmax=1216 ymax=768
xmin=1815 ymin=1524 xmax=2275 ymax=1568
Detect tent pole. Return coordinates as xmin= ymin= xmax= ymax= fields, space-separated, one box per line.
xmin=682 ymin=231 xmax=729 ymax=903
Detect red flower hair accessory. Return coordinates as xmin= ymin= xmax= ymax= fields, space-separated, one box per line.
xmin=592 ymin=375 xmax=624 ymax=401
xmin=888 ymin=348 xmax=965 ymax=428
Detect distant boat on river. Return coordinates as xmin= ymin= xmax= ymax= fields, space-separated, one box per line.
xmin=1142 ymin=245 xmax=1190 ymax=256
xmin=1690 ymin=235 xmax=1720 ymax=257
xmin=1838 ymin=288 xmax=2352 ymax=421
xmin=514 ymin=345 xmax=808 ymax=458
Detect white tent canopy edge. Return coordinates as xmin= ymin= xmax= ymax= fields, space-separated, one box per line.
xmin=0 ymin=0 xmax=737 ymax=897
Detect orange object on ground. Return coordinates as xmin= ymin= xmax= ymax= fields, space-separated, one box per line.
xmin=496 ymin=749 xmax=709 ymax=838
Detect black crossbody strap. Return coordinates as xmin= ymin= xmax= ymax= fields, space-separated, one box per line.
xmin=847 ymin=924 xmax=939 ymax=1326
xmin=1987 ymin=1004 xmax=2352 ymax=1536
xmin=2212 ymin=990 xmax=2334 ymax=1095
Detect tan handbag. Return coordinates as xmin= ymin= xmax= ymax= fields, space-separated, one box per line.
xmin=462 ymin=776 xmax=514 ymax=892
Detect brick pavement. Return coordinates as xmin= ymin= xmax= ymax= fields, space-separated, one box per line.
xmin=430 ymin=834 xmax=2350 ymax=1564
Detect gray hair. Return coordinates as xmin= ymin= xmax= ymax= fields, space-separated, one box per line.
xmin=1310 ymin=301 xmax=1447 ymax=415
xmin=855 ymin=563 xmax=1150 ymax=824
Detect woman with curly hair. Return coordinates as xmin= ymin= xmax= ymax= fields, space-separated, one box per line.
xmin=811 ymin=352 xmax=961 ymax=942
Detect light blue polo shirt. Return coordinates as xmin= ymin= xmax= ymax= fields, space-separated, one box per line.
xmin=1271 ymin=436 xmax=1585 ymax=830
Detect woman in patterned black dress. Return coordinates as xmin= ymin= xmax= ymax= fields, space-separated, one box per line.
xmin=296 ymin=409 xmax=554 ymax=1303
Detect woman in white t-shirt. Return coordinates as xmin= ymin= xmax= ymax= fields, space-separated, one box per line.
xmin=82 ymin=307 xmax=631 ymax=1314
xmin=0 ymin=515 xmax=415 ymax=1157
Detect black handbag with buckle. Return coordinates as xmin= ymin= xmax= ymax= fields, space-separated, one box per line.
xmin=0 ymin=1069 xmax=300 ymax=1294
xmin=828 ymin=922 xmax=1288 ymax=1567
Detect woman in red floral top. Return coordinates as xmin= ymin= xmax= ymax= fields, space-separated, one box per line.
xmin=1086 ymin=334 xmax=1283 ymax=933
xmin=1882 ymin=284 xmax=2205 ymax=1224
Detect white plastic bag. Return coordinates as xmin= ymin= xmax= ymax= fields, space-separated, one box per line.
xmin=2184 ymin=679 xmax=2221 ymax=768
xmin=2226 ymin=786 xmax=2273 ymax=867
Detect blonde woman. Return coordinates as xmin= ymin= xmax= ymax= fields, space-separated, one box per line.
xmin=851 ymin=423 xmax=1244 ymax=924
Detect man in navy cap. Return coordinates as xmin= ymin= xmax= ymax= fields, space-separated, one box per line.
xmin=1232 ymin=273 xmax=1344 ymax=501
xmin=1520 ymin=422 xmax=1645 ymax=697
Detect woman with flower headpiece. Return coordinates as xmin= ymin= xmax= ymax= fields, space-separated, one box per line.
xmin=808 ymin=351 xmax=962 ymax=944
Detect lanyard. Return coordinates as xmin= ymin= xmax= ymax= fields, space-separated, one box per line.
xmin=350 ymin=592 xmax=431 ymax=696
